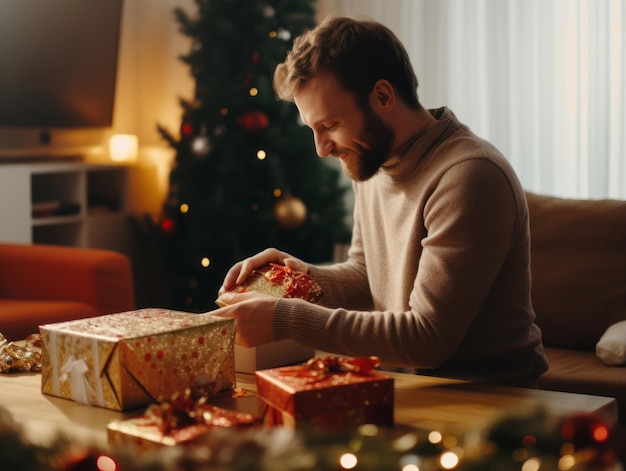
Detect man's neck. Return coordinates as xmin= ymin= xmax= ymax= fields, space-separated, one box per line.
xmin=391 ymin=105 xmax=438 ymax=155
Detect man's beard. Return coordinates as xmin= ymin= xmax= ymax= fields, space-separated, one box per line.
xmin=342 ymin=105 xmax=395 ymax=182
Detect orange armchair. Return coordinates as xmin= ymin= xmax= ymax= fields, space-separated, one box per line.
xmin=0 ymin=243 xmax=135 ymax=341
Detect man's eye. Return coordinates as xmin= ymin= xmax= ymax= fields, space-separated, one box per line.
xmin=325 ymin=123 xmax=339 ymax=131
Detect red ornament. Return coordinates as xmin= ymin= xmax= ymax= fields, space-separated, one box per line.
xmin=237 ymin=110 xmax=269 ymax=132
xmin=160 ymin=217 xmax=176 ymax=234
xmin=181 ymin=122 xmax=194 ymax=138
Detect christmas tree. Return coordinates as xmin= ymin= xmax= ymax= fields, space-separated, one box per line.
xmin=156 ymin=0 xmax=351 ymax=312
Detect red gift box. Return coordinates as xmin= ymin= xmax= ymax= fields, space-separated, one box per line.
xmin=255 ymin=356 xmax=394 ymax=432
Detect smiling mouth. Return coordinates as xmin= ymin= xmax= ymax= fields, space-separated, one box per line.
xmin=330 ymin=148 xmax=352 ymax=159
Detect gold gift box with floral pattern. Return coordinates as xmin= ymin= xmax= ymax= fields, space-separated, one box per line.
xmin=40 ymin=309 xmax=236 ymax=411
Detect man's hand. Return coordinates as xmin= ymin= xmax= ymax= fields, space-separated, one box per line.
xmin=212 ymin=291 xmax=279 ymax=347
xmin=219 ymin=247 xmax=308 ymax=294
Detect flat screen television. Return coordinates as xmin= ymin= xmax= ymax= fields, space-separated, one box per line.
xmin=0 ymin=0 xmax=124 ymax=160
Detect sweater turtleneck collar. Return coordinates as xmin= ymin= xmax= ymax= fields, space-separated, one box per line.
xmin=380 ymin=107 xmax=463 ymax=184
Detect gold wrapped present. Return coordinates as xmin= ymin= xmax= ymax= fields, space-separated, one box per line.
xmin=216 ymin=264 xmax=320 ymax=373
xmin=40 ymin=309 xmax=236 ymax=411
xmin=216 ymin=263 xmax=323 ymax=306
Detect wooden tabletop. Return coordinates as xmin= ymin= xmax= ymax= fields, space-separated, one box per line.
xmin=0 ymin=369 xmax=617 ymax=447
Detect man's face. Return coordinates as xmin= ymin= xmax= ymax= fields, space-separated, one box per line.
xmin=294 ymin=72 xmax=395 ymax=181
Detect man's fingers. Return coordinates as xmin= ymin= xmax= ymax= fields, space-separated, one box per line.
xmin=283 ymin=256 xmax=308 ymax=273
xmin=221 ymin=248 xmax=305 ymax=291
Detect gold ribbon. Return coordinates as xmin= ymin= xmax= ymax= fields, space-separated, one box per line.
xmin=0 ymin=334 xmax=42 ymax=373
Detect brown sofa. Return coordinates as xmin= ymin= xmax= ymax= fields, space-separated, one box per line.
xmin=0 ymin=243 xmax=135 ymax=341
xmin=527 ymin=192 xmax=626 ymax=424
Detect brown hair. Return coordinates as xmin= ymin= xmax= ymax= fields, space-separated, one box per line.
xmin=273 ymin=16 xmax=420 ymax=109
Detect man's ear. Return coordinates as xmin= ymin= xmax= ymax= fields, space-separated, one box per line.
xmin=371 ymin=80 xmax=395 ymax=110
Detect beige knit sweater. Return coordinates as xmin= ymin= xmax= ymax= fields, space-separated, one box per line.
xmin=274 ymin=107 xmax=548 ymax=385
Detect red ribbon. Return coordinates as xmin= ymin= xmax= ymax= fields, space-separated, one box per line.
xmin=263 ymin=263 xmax=322 ymax=302
xmin=146 ymin=389 xmax=257 ymax=434
xmin=279 ymin=356 xmax=381 ymax=382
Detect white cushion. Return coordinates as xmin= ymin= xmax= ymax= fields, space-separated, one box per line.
xmin=596 ymin=320 xmax=626 ymax=366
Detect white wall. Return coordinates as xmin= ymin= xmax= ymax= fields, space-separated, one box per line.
xmin=112 ymin=0 xmax=194 ymax=217
xmin=114 ymin=0 xmax=194 ymax=146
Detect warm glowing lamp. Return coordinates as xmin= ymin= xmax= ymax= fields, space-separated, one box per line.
xmin=109 ymin=134 xmax=138 ymax=162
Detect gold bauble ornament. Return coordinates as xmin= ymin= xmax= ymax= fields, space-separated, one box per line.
xmin=273 ymin=194 xmax=307 ymax=229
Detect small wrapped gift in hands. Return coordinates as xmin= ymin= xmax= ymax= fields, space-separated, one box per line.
xmin=216 ymin=263 xmax=323 ymax=306
xmin=216 ymin=264 xmax=322 ymax=372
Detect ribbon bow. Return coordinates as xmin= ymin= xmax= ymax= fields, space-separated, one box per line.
xmin=279 ymin=356 xmax=381 ymax=382
xmin=146 ymin=389 xmax=257 ymax=434
xmin=61 ymin=355 xmax=96 ymax=405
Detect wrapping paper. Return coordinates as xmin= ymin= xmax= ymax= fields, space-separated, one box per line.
xmin=216 ymin=263 xmax=323 ymax=306
xmin=40 ymin=309 xmax=236 ymax=411
xmin=255 ymin=356 xmax=394 ymax=432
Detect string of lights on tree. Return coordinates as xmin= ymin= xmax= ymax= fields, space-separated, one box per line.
xmin=155 ymin=0 xmax=351 ymax=311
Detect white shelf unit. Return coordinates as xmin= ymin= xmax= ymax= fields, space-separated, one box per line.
xmin=0 ymin=162 xmax=129 ymax=253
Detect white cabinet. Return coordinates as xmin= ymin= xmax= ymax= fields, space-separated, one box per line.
xmin=0 ymin=162 xmax=130 ymax=253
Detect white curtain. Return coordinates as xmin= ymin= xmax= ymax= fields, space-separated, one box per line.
xmin=323 ymin=0 xmax=626 ymax=200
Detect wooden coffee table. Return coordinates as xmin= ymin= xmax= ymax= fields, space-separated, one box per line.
xmin=0 ymin=369 xmax=618 ymax=447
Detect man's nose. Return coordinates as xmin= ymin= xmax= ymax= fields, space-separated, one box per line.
xmin=313 ymin=130 xmax=333 ymax=157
